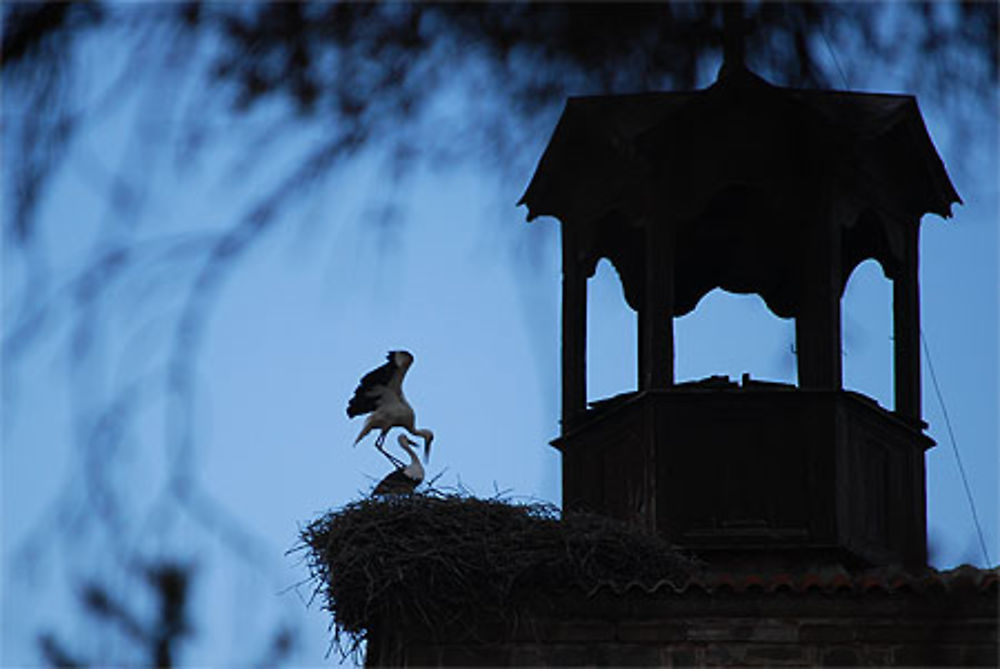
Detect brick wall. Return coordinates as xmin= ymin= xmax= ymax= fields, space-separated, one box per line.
xmin=366 ymin=574 xmax=998 ymax=666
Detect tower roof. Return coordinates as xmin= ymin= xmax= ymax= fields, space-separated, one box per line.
xmin=519 ymin=66 xmax=960 ymax=317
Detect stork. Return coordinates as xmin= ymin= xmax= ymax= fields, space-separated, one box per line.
xmin=347 ymin=350 xmax=434 ymax=464
xmin=371 ymin=435 xmax=425 ymax=496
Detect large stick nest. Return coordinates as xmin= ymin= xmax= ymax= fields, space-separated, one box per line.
xmin=299 ymin=492 xmax=696 ymax=656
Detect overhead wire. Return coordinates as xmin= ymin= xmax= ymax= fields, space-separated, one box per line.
xmin=817 ymin=14 xmax=850 ymax=89
xmin=922 ymin=330 xmax=992 ymax=565
xmin=812 ymin=6 xmax=992 ymax=566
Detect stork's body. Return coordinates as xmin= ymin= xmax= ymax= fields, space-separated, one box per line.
xmin=372 ymin=435 xmax=425 ymax=496
xmin=348 ymin=350 xmax=434 ymax=464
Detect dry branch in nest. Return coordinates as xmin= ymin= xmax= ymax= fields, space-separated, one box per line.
xmin=298 ymin=491 xmax=696 ymax=657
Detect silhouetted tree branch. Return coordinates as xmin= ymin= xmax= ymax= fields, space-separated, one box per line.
xmin=5 ymin=2 xmax=996 ymax=243
xmin=3 ymin=2 xmax=996 ymax=665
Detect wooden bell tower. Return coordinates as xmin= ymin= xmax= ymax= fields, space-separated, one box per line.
xmin=519 ymin=13 xmax=959 ymax=568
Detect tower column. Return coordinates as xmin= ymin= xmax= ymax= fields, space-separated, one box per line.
xmin=894 ymin=224 xmax=921 ymax=422
xmin=796 ymin=214 xmax=843 ymax=390
xmin=640 ymin=220 xmax=674 ymax=390
xmin=561 ymin=226 xmax=587 ymax=433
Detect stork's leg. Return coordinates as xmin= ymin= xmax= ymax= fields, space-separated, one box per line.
xmin=374 ymin=432 xmax=404 ymax=468
xmin=378 ymin=445 xmax=404 ymax=469
xmin=381 ymin=450 xmax=404 ymax=469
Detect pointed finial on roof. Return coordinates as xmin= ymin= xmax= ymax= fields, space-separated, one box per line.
xmin=720 ymin=1 xmax=748 ymax=78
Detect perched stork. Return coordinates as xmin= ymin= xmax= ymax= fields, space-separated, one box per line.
xmin=347 ymin=350 xmax=434 ymax=464
xmin=371 ymin=435 xmax=424 ymax=496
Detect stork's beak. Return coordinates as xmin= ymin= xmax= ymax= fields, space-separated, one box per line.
xmin=423 ymin=435 xmax=433 ymax=463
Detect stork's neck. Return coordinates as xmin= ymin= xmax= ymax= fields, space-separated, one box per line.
xmin=398 ymin=439 xmax=418 ymax=465
xmin=398 ymin=440 xmax=424 ymax=480
xmin=404 ymin=426 xmax=433 ymax=462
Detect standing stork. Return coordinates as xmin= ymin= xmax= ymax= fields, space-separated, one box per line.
xmin=347 ymin=350 xmax=434 ymax=464
xmin=371 ymin=435 xmax=425 ymax=496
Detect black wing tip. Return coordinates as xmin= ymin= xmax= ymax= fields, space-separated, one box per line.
xmin=347 ymin=389 xmax=380 ymax=417
xmin=372 ymin=469 xmax=419 ymax=496
xmin=347 ymin=356 xmax=395 ymax=416
xmin=348 ymin=351 xmax=412 ymax=417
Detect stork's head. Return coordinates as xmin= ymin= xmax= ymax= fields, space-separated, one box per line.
xmin=416 ymin=428 xmax=434 ymax=462
xmin=397 ymin=434 xmax=423 ymax=466
xmin=388 ymin=435 xmax=425 ymax=487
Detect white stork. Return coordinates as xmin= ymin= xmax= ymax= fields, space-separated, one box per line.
xmin=347 ymin=350 xmax=434 ymax=464
xmin=371 ymin=435 xmax=425 ymax=496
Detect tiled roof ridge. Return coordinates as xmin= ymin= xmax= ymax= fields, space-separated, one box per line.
xmin=588 ymin=564 xmax=999 ymax=597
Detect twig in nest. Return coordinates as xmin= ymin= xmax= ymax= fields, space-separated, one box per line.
xmin=296 ymin=492 xmax=696 ymax=659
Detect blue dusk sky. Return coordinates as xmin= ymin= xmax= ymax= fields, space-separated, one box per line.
xmin=2 ymin=10 xmax=997 ymax=667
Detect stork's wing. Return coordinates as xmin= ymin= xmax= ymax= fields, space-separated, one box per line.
xmin=346 ymin=351 xmax=413 ymax=417
xmin=372 ymin=468 xmax=419 ymax=496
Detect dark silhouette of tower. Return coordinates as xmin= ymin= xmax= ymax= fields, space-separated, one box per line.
xmin=321 ymin=12 xmax=997 ymax=667
xmin=520 ymin=37 xmax=959 ymax=569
